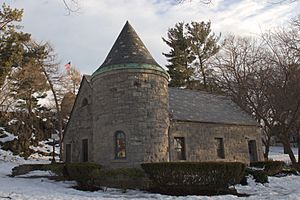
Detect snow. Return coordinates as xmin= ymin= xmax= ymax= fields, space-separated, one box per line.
xmin=16 ymin=170 xmax=53 ymax=177
xmin=7 ymin=119 xmax=18 ymax=125
xmin=236 ymin=176 xmax=300 ymax=200
xmin=1 ymin=146 xmax=300 ymax=199
xmin=37 ymin=90 xmax=55 ymax=110
xmin=269 ymin=146 xmax=298 ymax=163
xmin=29 ymin=139 xmax=60 ymax=161
xmin=0 ymin=129 xmax=18 ymax=143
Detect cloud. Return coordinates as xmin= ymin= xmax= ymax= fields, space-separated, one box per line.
xmin=7 ymin=0 xmax=300 ymax=74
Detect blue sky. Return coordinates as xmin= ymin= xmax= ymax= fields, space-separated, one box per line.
xmin=5 ymin=0 xmax=300 ymax=74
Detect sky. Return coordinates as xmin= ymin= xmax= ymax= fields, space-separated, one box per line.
xmin=4 ymin=0 xmax=300 ymax=75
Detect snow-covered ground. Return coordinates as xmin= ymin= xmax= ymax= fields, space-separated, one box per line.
xmin=1 ymin=147 xmax=300 ymax=200
xmin=269 ymin=146 xmax=298 ymax=163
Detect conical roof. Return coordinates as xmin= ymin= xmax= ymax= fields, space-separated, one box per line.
xmin=93 ymin=21 xmax=168 ymax=78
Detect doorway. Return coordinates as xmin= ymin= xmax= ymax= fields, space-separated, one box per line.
xmin=248 ymin=140 xmax=258 ymax=162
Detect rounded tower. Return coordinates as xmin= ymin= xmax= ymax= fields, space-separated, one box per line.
xmin=91 ymin=21 xmax=169 ymax=168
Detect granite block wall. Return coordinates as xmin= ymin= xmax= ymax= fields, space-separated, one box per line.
xmin=91 ymin=69 xmax=169 ymax=168
xmin=169 ymin=121 xmax=264 ymax=164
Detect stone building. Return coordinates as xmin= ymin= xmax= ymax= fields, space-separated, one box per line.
xmin=63 ymin=21 xmax=263 ymax=168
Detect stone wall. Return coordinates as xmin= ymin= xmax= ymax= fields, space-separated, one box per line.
xmin=63 ymin=77 xmax=93 ymax=163
xmin=91 ymin=69 xmax=169 ymax=168
xmin=169 ymin=121 xmax=264 ymax=164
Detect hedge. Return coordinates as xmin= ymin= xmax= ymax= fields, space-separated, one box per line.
xmin=93 ymin=168 xmax=148 ymax=190
xmin=245 ymin=168 xmax=268 ymax=184
xmin=11 ymin=163 xmax=65 ymax=177
xmin=141 ymin=162 xmax=246 ymax=195
xmin=63 ymin=164 xmax=147 ymax=191
xmin=11 ymin=164 xmax=46 ymax=177
xmin=250 ymin=161 xmax=285 ymax=176
xmin=42 ymin=163 xmax=66 ymax=178
xmin=64 ymin=163 xmax=102 ymax=190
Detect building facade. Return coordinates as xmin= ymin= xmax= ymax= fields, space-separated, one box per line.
xmin=63 ymin=21 xmax=263 ymax=168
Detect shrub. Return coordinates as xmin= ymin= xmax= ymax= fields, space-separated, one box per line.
xmin=12 ymin=163 xmax=68 ymax=178
xmin=245 ymin=168 xmax=268 ymax=184
xmin=11 ymin=164 xmax=46 ymax=176
xmin=64 ymin=163 xmax=102 ymax=190
xmin=141 ymin=162 xmax=246 ymax=195
xmin=94 ymin=168 xmax=148 ymax=190
xmin=42 ymin=163 xmax=66 ymax=177
xmin=250 ymin=161 xmax=285 ymax=176
xmin=97 ymin=168 xmax=145 ymax=179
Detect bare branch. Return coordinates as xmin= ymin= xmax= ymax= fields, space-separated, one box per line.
xmin=62 ymin=0 xmax=80 ymax=15
xmin=176 ymin=0 xmax=212 ymax=4
xmin=267 ymin=0 xmax=298 ymax=4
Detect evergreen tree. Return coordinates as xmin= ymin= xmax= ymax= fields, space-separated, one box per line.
xmin=10 ymin=58 xmax=49 ymax=114
xmin=0 ymin=3 xmax=31 ymax=88
xmin=163 ymin=22 xmax=193 ymax=87
xmin=163 ymin=21 xmax=220 ymax=91
xmin=186 ymin=21 xmax=220 ymax=91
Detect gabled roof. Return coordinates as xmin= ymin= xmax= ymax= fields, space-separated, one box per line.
xmin=62 ymin=75 xmax=92 ymax=141
xmin=92 ymin=21 xmax=168 ymax=78
xmin=84 ymin=75 xmax=91 ymax=83
xmin=169 ymin=88 xmax=258 ymax=126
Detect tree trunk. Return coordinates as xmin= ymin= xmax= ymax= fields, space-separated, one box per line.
xmin=298 ymin=130 xmax=300 ymax=165
xmin=199 ymin=61 xmax=207 ymax=90
xmin=57 ymin=111 xmax=63 ymax=161
xmin=42 ymin=67 xmax=64 ymax=161
xmin=281 ymin=135 xmax=297 ymax=165
xmin=263 ymin=137 xmax=270 ymax=160
xmin=262 ymin=127 xmax=272 ymax=160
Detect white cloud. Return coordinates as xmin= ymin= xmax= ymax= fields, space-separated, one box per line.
xmin=7 ymin=0 xmax=300 ymax=74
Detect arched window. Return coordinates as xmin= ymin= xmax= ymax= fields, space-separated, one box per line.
xmin=81 ymin=98 xmax=88 ymax=107
xmin=115 ymin=131 xmax=126 ymax=159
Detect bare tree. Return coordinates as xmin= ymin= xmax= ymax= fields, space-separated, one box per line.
xmin=61 ymin=66 xmax=81 ymax=94
xmin=262 ymin=21 xmax=300 ymax=165
xmin=62 ymin=0 xmax=80 ymax=14
xmin=61 ymin=0 xmax=212 ymax=13
xmin=214 ymin=35 xmax=276 ymax=160
xmin=29 ymin=41 xmax=69 ymax=160
xmin=268 ymin=0 xmax=298 ymax=4
xmin=176 ymin=0 xmax=212 ymax=4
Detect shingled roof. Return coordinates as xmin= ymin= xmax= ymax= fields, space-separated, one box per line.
xmin=101 ymin=21 xmax=158 ymax=67
xmin=169 ymin=88 xmax=258 ymax=126
xmin=93 ymin=21 xmax=168 ymax=77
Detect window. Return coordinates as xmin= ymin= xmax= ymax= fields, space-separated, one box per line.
xmin=82 ymin=139 xmax=88 ymax=162
xmin=215 ymin=138 xmax=225 ymax=159
xmin=115 ymin=131 xmax=126 ymax=159
xmin=65 ymin=144 xmax=71 ymax=163
xmin=81 ymin=98 xmax=88 ymax=107
xmin=174 ymin=137 xmax=186 ymax=160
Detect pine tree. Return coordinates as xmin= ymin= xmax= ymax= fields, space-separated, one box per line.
xmin=10 ymin=58 xmax=49 ymax=114
xmin=163 ymin=22 xmax=194 ymax=88
xmin=186 ymin=21 xmax=220 ymax=91
xmin=0 ymin=3 xmax=31 ymax=88
xmin=163 ymin=21 xmax=221 ymax=91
